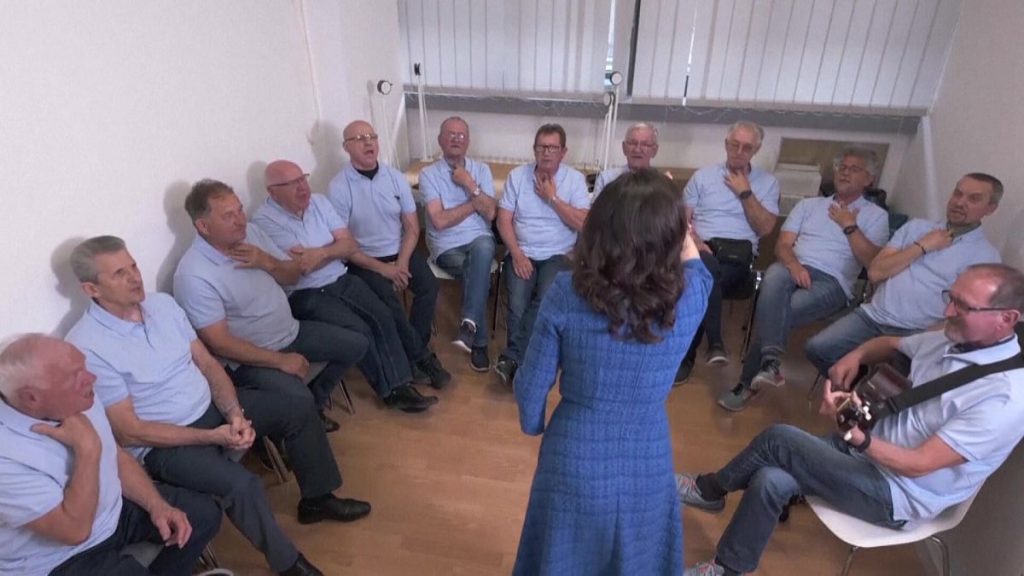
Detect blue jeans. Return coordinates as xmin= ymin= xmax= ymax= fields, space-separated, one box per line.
xmin=501 ymin=253 xmax=568 ymax=363
xmin=805 ymin=307 xmax=920 ymax=376
xmin=435 ymin=234 xmax=496 ymax=348
xmin=290 ymin=273 xmax=413 ymax=399
xmin=712 ymin=424 xmax=900 ymax=573
xmin=50 ymin=485 xmax=222 ymax=576
xmin=739 ymin=262 xmax=848 ymax=386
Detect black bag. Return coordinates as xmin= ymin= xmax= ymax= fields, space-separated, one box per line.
xmin=707 ymin=237 xmax=754 ymax=266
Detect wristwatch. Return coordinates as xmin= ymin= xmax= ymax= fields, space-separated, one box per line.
xmin=738 ymin=189 xmax=753 ymax=200
xmin=470 ymin=186 xmax=482 ymax=197
xmin=843 ymin=224 xmax=859 ymax=236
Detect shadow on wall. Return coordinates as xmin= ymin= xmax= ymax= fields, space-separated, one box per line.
xmin=245 ymin=161 xmax=269 ymax=212
xmin=156 ymin=180 xmax=195 ymax=295
xmin=999 ymin=204 xmax=1024 ymax=270
xmin=309 ymin=120 xmax=346 ymax=193
xmin=52 ymin=236 xmax=90 ymax=336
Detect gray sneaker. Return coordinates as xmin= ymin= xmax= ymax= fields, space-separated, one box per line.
xmin=705 ymin=345 xmax=729 ymax=366
xmin=716 ymin=384 xmax=758 ymax=412
xmin=675 ymin=473 xmax=726 ymax=513
xmin=495 ymin=357 xmax=517 ymax=387
xmin=751 ymin=357 xmax=786 ymax=389
xmin=451 ymin=319 xmax=476 ymax=354
xmin=684 ymin=560 xmax=731 ymax=576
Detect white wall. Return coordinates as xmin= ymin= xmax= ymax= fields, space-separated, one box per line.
xmin=405 ymin=109 xmax=914 ymax=194
xmin=0 ymin=0 xmax=403 ymax=337
xmin=893 ymin=1 xmax=1024 ymax=270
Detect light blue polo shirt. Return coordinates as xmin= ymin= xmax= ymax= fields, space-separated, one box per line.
xmin=419 ymin=157 xmax=496 ymax=259
xmin=873 ymin=331 xmax=1024 ymax=522
xmin=328 ymin=163 xmax=418 ymax=258
xmin=65 ymin=294 xmax=212 ymax=459
xmin=252 ymin=194 xmax=347 ymax=292
xmin=0 ymin=400 xmax=122 ymax=576
xmin=784 ymin=196 xmax=889 ymax=298
xmin=173 ymin=224 xmax=300 ymax=352
xmin=863 ymin=219 xmax=1002 ymax=329
xmin=592 ymin=165 xmax=628 ymax=200
xmin=684 ymin=162 xmax=780 ymax=254
xmin=499 ymin=162 xmax=590 ymax=260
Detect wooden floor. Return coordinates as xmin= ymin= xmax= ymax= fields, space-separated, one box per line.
xmin=211 ymin=285 xmax=925 ymax=575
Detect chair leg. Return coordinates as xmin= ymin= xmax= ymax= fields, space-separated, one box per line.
xmin=930 ymin=535 xmax=951 ymax=576
xmin=334 ymin=379 xmax=355 ymax=415
xmin=491 ymin=261 xmax=503 ymax=335
xmin=200 ymin=544 xmax=220 ymax=569
xmin=808 ymin=373 xmax=824 ymax=402
xmin=840 ymin=545 xmax=859 ymax=576
xmin=262 ymin=438 xmax=290 ymax=484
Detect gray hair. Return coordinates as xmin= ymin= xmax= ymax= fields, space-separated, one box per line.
xmin=964 ymin=172 xmax=1004 ymax=206
xmin=439 ymin=116 xmax=469 ymax=135
xmin=727 ymin=121 xmax=764 ymax=146
xmin=967 ymin=263 xmax=1024 ymax=312
xmin=70 ymin=235 xmax=126 ymax=283
xmin=835 ymin=147 xmax=880 ymax=181
xmin=624 ymin=122 xmax=658 ymax=143
xmin=0 ymin=333 xmax=48 ymax=398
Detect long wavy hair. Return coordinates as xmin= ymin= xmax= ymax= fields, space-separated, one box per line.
xmin=572 ymin=169 xmax=687 ymax=343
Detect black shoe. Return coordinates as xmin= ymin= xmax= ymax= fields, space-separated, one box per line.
xmin=319 ymin=411 xmax=340 ymax=433
xmin=470 ymin=346 xmax=490 ymax=372
xmin=412 ymin=363 xmax=431 ymax=385
xmin=495 ymin=357 xmax=517 ymax=387
xmin=384 ymin=385 xmax=439 ymax=413
xmin=416 ymin=352 xmax=452 ymax=389
xmin=279 ymin=554 xmax=323 ymax=576
xmin=673 ymin=359 xmax=694 ymax=387
xmin=297 ymin=495 xmax=372 ymax=524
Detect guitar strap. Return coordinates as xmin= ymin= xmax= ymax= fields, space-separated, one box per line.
xmin=872 ymin=354 xmax=1024 ymax=421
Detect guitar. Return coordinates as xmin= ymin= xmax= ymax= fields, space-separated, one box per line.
xmin=835 ymin=363 xmax=911 ymax=440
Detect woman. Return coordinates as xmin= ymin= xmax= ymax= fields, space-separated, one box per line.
xmin=513 ymin=169 xmax=711 ymax=575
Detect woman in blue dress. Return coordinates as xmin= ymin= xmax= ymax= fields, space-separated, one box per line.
xmin=513 ymin=169 xmax=711 ymax=575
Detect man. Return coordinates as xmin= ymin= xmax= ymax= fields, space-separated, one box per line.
xmin=495 ymin=123 xmax=590 ymax=385
xmin=251 ymin=160 xmax=440 ymax=411
xmin=419 ymin=116 xmax=498 ymax=372
xmin=326 ymin=120 xmax=451 ymax=387
xmin=173 ymin=179 xmax=369 ymax=432
xmin=806 ymin=173 xmax=1004 ymax=376
xmin=679 ymin=121 xmax=780 ymax=383
xmin=592 ymin=122 xmax=660 ymax=198
xmin=0 ymin=335 xmax=222 ymax=576
xmin=679 ymin=264 xmax=1024 ymax=576
xmin=717 ymin=148 xmax=889 ymax=411
xmin=65 ymin=237 xmax=369 ymax=576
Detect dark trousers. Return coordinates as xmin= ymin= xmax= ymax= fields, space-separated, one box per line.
xmin=290 ymin=273 xmax=413 ymax=398
xmin=50 ymin=484 xmax=222 ymax=576
xmin=348 ymin=249 xmax=437 ymax=357
xmin=274 ymin=319 xmax=368 ymax=409
xmin=684 ymin=250 xmax=751 ymax=364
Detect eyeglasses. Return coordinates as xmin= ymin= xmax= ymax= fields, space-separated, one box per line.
xmin=725 ymin=139 xmax=757 ymax=154
xmin=344 ymin=133 xmax=379 ymax=144
xmin=443 ymin=132 xmax=467 ymax=141
xmin=267 ymin=173 xmax=309 ymax=189
xmin=533 ymin=144 xmax=563 ymax=154
xmin=624 ymin=140 xmax=657 ymax=150
xmin=834 ymin=163 xmax=867 ymax=175
xmin=941 ymin=290 xmax=1012 ymax=314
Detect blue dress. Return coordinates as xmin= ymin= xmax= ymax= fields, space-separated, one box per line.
xmin=513 ymin=260 xmax=712 ymax=575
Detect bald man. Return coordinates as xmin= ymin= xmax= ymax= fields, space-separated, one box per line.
xmin=325 ymin=120 xmax=450 ymax=389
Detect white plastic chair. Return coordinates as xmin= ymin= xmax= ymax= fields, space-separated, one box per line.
xmin=806 ymin=490 xmax=979 ymax=576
